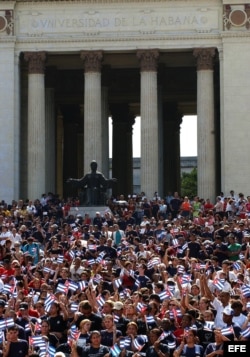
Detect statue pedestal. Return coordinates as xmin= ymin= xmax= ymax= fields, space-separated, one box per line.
xmin=68 ymin=206 xmax=111 ymax=220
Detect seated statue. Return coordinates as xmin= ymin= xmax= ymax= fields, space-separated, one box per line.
xmin=67 ymin=160 xmax=117 ymax=206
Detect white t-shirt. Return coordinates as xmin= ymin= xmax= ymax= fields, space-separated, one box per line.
xmin=233 ymin=313 xmax=247 ymax=328
xmin=212 ymin=298 xmax=231 ymax=329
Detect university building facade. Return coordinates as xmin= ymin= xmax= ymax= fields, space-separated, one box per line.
xmin=0 ymin=0 xmax=249 ymax=203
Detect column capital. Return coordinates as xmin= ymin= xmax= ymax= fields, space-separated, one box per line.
xmin=80 ymin=50 xmax=103 ymax=73
xmin=193 ymin=48 xmax=216 ymax=70
xmin=137 ymin=49 xmax=159 ymax=71
xmin=23 ymin=51 xmax=47 ymax=74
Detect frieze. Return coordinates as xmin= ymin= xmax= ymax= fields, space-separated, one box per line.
xmin=15 ymin=5 xmax=219 ymax=36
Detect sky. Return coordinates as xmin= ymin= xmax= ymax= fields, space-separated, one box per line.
xmin=109 ymin=115 xmax=197 ymax=157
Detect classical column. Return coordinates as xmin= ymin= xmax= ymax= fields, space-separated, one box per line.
xmin=110 ymin=104 xmax=134 ymax=197
xmin=193 ymin=48 xmax=216 ymax=201
xmin=56 ymin=109 xmax=64 ymax=199
xmin=101 ymin=66 xmax=110 ymax=179
xmin=45 ymin=88 xmax=55 ymax=194
xmin=80 ymin=51 xmax=103 ymax=174
xmin=137 ymin=49 xmax=159 ymax=199
xmin=24 ymin=51 xmax=46 ymax=200
xmin=163 ymin=103 xmax=183 ymax=194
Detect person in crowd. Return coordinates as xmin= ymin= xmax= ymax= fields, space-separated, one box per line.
xmin=71 ymin=330 xmax=110 ymax=357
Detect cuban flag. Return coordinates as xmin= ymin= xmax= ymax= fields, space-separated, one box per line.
xmin=0 ymin=330 xmax=4 ymax=343
xmin=96 ymin=295 xmax=105 ymax=308
xmin=56 ymin=283 xmax=69 ymax=294
xmin=136 ymin=303 xmax=148 ymax=313
xmin=172 ymin=239 xmax=179 ymax=247
xmin=113 ymin=278 xmax=122 ymax=289
xmin=113 ymin=314 xmax=119 ymax=324
xmin=25 ymin=323 xmax=31 ymax=332
xmin=28 ymin=335 xmax=46 ymax=347
xmin=196 ymin=263 xmax=206 ymax=270
xmin=87 ymin=259 xmax=96 ymax=266
xmin=177 ymin=265 xmax=185 ymax=274
xmin=158 ymin=290 xmax=172 ymax=301
xmin=69 ymin=250 xmax=75 ymax=259
xmin=69 ymin=325 xmax=80 ymax=339
xmin=68 ymin=281 xmax=79 ymax=292
xmin=240 ymin=326 xmax=250 ymax=338
xmin=133 ymin=335 xmax=148 ymax=351
xmin=119 ymin=289 xmax=131 ymax=299
xmin=88 ymin=244 xmax=97 ymax=251
xmin=168 ymin=341 xmax=176 ymax=349
xmin=44 ymin=294 xmax=56 ymax=312
xmin=96 ymin=251 xmax=106 ymax=263
xmin=3 ymin=285 xmax=12 ymax=294
xmin=212 ymin=278 xmax=225 ymax=291
xmin=179 ymin=274 xmax=191 ymax=285
xmin=70 ymin=303 xmax=79 ymax=312
xmin=110 ymin=344 xmax=121 ymax=357
xmin=241 ymin=284 xmax=250 ymax=297
xmin=0 ymin=318 xmax=14 ymax=330
xmin=158 ymin=331 xmax=170 ymax=341
xmin=57 ymin=255 xmax=64 ymax=264
xmin=147 ymin=257 xmax=161 ymax=269
xmin=169 ymin=309 xmax=182 ymax=320
xmin=129 ymin=270 xmax=135 ymax=279
xmin=47 ymin=345 xmax=56 ymax=357
xmin=119 ymin=337 xmax=131 ymax=349
xmin=93 ymin=274 xmax=102 ymax=284
xmin=78 ymin=281 xmax=87 ymax=290
xmin=145 ymin=315 xmax=155 ymax=324
xmin=182 ymin=243 xmax=188 ymax=250
xmin=204 ymin=321 xmax=214 ymax=331
xmin=43 ymin=267 xmax=51 ymax=274
xmin=221 ymin=326 xmax=234 ymax=336
xmin=232 ymin=262 xmax=241 ymax=271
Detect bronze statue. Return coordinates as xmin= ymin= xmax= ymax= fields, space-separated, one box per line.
xmin=67 ymin=160 xmax=117 ymax=206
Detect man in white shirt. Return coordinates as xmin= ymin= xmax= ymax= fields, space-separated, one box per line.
xmin=202 ymin=275 xmax=231 ymax=328
xmin=231 ymin=300 xmax=247 ymax=328
xmin=0 ymin=225 xmax=12 ymax=246
xmin=9 ymin=227 xmax=22 ymax=248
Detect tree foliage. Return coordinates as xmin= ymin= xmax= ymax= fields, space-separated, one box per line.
xmin=181 ymin=168 xmax=197 ymax=198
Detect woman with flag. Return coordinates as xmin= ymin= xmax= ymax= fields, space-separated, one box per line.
xmin=145 ymin=328 xmax=170 ymax=357
xmin=71 ymin=330 xmax=110 ymax=357
xmin=173 ymin=329 xmax=204 ymax=357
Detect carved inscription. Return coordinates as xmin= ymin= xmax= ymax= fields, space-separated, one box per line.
xmin=30 ymin=15 xmax=207 ymax=29
xmin=17 ymin=7 xmax=219 ymax=36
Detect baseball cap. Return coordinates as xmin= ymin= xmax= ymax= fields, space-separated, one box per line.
xmin=19 ymin=302 xmax=29 ymax=310
xmin=113 ymin=302 xmax=124 ymax=310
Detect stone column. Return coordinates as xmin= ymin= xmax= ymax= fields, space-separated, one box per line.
xmin=110 ymin=104 xmax=135 ymax=198
xmin=24 ymin=51 xmax=46 ymax=200
xmin=163 ymin=103 xmax=183 ymax=194
xmin=193 ymin=48 xmax=216 ymax=201
xmin=101 ymin=66 xmax=110 ymax=178
xmin=137 ymin=50 xmax=159 ymax=199
xmin=45 ymin=88 xmax=55 ymax=194
xmin=56 ymin=109 xmax=64 ymax=199
xmin=80 ymin=51 xmax=103 ymax=174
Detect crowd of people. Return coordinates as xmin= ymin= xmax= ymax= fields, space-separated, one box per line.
xmin=0 ymin=190 xmax=250 ymax=357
